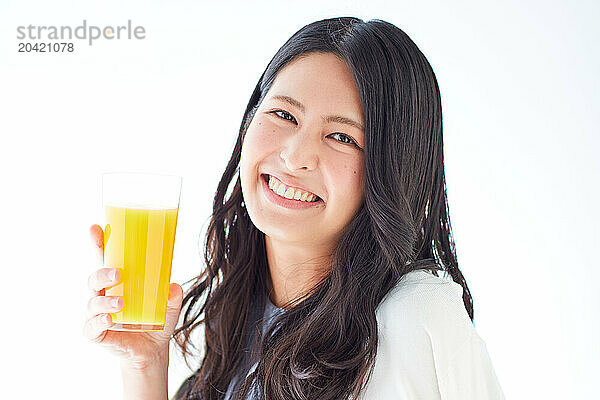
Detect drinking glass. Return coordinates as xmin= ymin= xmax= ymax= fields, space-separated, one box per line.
xmin=101 ymin=172 xmax=182 ymax=332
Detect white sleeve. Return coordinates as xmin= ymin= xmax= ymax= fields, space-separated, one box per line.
xmin=436 ymin=329 xmax=506 ymax=400
xmin=417 ymin=279 xmax=506 ymax=400
xmin=365 ymin=272 xmax=506 ymax=400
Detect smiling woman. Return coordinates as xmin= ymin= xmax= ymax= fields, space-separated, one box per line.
xmin=238 ymin=52 xmax=367 ymax=297
xmin=168 ymin=16 xmax=505 ymax=400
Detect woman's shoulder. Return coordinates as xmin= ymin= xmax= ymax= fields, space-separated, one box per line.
xmin=381 ymin=269 xmax=463 ymax=306
xmin=376 ymin=268 xmax=471 ymax=337
xmin=363 ymin=269 xmax=505 ymax=399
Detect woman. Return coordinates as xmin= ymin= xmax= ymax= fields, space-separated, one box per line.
xmin=85 ymin=17 xmax=505 ymax=399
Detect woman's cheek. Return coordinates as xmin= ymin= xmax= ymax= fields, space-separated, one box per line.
xmin=249 ymin=119 xmax=282 ymax=151
xmin=338 ymin=160 xmax=364 ymax=199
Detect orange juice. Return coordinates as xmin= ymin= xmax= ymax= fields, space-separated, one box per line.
xmin=103 ymin=205 xmax=179 ymax=331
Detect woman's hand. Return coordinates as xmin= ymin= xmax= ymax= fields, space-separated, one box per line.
xmin=83 ymin=224 xmax=184 ymax=372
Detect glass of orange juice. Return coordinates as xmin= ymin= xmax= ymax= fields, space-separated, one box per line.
xmin=101 ymin=172 xmax=182 ymax=332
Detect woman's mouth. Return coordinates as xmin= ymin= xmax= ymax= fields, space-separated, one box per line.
xmin=260 ymin=174 xmax=324 ymax=209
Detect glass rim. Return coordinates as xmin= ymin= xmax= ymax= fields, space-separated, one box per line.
xmin=101 ymin=172 xmax=182 ymax=209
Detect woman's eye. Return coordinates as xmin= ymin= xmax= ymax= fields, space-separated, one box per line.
xmin=330 ymin=132 xmax=357 ymax=146
xmin=272 ymin=109 xmax=296 ymax=123
xmin=332 ymin=132 xmax=362 ymax=150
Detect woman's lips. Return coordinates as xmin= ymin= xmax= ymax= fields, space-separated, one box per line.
xmin=261 ymin=174 xmax=322 ymax=202
xmin=260 ymin=174 xmax=324 ymax=209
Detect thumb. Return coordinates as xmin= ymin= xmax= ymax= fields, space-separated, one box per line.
xmin=162 ymin=283 xmax=183 ymax=336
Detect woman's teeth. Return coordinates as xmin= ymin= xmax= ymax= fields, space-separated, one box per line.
xmin=267 ymin=175 xmax=319 ymax=202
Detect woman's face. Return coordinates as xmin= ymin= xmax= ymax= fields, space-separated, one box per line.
xmin=240 ymin=52 xmax=365 ymax=247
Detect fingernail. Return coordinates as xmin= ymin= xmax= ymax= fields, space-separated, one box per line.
xmin=104 ymin=314 xmax=111 ymax=324
xmin=110 ymin=269 xmax=117 ymax=281
xmin=112 ymin=298 xmax=121 ymax=308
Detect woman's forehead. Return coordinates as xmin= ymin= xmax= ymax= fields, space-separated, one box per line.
xmin=264 ymin=54 xmax=364 ymax=126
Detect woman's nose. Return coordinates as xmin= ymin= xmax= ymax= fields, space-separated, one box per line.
xmin=279 ymin=128 xmax=319 ymax=171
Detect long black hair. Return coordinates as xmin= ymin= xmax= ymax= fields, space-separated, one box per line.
xmin=173 ymin=16 xmax=473 ymax=400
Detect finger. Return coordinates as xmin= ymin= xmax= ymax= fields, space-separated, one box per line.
xmin=162 ymin=283 xmax=184 ymax=335
xmin=83 ymin=313 xmax=114 ymax=344
xmin=87 ymin=295 xmax=122 ymax=320
xmin=87 ymin=267 xmax=120 ymax=294
xmin=89 ymin=224 xmax=104 ymax=266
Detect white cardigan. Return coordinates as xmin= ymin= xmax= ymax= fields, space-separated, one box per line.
xmin=358 ymin=269 xmax=505 ymax=399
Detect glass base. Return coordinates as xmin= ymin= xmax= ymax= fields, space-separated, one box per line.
xmin=108 ymin=322 xmax=165 ymax=332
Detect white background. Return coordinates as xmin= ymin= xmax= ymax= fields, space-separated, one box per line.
xmin=1 ymin=0 xmax=598 ymax=399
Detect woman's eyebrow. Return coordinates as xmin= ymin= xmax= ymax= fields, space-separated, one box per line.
xmin=270 ymin=94 xmax=364 ymax=131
